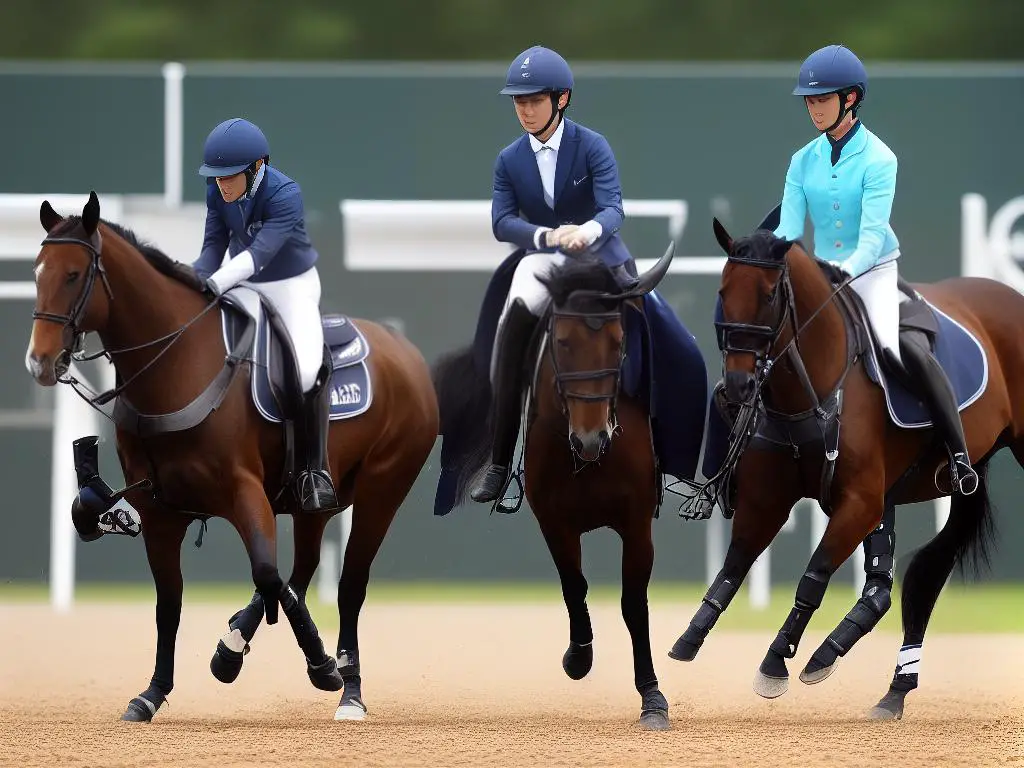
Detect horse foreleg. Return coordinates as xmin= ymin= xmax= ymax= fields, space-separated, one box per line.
xmin=755 ymin=489 xmax=883 ymax=700
xmin=210 ymin=512 xmax=331 ymax=685
xmin=537 ymin=517 xmax=593 ymax=680
xmin=122 ymin=509 xmax=190 ymax=722
xmin=619 ymin=518 xmax=669 ymax=731
xmin=669 ymin=480 xmax=795 ymax=663
xmin=800 ymin=501 xmax=897 ymax=686
xmin=231 ymin=480 xmax=342 ymax=693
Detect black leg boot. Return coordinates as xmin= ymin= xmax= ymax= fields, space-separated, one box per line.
xmin=470 ymin=299 xmax=540 ymax=504
xmin=900 ymin=333 xmax=978 ymax=496
xmin=297 ymin=350 xmax=339 ymax=512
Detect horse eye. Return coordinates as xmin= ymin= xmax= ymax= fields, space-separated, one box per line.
xmin=556 ymin=338 xmax=571 ymax=349
xmin=66 ymin=271 xmax=80 ymax=284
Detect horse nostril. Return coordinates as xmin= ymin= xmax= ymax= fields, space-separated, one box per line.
xmin=598 ymin=430 xmax=610 ymax=447
xmin=569 ymin=433 xmax=583 ymax=453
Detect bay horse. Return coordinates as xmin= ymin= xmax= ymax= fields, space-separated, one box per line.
xmin=433 ymin=245 xmax=678 ymax=730
xmin=670 ymin=219 xmax=1016 ymax=720
xmin=26 ymin=192 xmax=438 ymax=722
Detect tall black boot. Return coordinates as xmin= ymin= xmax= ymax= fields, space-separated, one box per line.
xmin=470 ymin=299 xmax=540 ymax=503
xmin=899 ymin=333 xmax=978 ymax=496
xmin=296 ymin=350 xmax=339 ymax=512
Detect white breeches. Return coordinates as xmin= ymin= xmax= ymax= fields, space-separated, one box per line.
xmin=492 ymin=252 xmax=566 ymax=381
xmin=506 ymin=252 xmax=567 ymax=316
xmin=849 ymin=257 xmax=902 ymax=364
xmin=244 ymin=267 xmax=325 ymax=392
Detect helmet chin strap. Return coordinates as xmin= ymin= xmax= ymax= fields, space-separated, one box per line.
xmin=822 ymin=88 xmax=858 ymax=134
xmin=530 ymin=91 xmax=569 ymax=139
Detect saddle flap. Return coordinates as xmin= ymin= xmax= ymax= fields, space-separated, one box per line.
xmin=324 ymin=315 xmax=370 ymax=368
xmin=898 ymin=297 xmax=939 ymax=340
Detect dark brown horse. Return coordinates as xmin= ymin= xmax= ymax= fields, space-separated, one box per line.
xmin=26 ymin=193 xmax=438 ymax=722
xmin=434 ymin=245 xmax=677 ymax=730
xmin=670 ymin=220 xmax=1017 ymax=719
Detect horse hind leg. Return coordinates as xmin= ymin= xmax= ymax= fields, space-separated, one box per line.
xmin=333 ymin=449 xmax=427 ymax=721
xmin=620 ymin=520 xmax=669 ymax=731
xmin=800 ymin=502 xmax=896 ymax=685
xmin=871 ymin=462 xmax=993 ymax=720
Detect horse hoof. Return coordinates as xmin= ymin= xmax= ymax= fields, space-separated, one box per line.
xmin=753 ymin=670 xmax=789 ymax=699
xmin=869 ymin=690 xmax=906 ymax=720
xmin=210 ymin=640 xmax=246 ymax=684
xmin=562 ymin=641 xmax=593 ymax=680
xmin=667 ymin=637 xmax=699 ymax=662
xmin=799 ymin=659 xmax=837 ymax=685
xmin=638 ymin=709 xmax=671 ymax=731
xmin=121 ymin=696 xmax=157 ymax=722
xmin=868 ymin=704 xmax=902 ymax=721
xmin=334 ymin=698 xmax=368 ymax=721
xmin=308 ymin=656 xmax=345 ymax=692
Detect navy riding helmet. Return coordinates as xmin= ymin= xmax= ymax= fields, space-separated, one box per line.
xmin=198 ymin=118 xmax=270 ymax=194
xmin=793 ymin=44 xmax=869 ymax=131
xmin=500 ymin=46 xmax=574 ymax=136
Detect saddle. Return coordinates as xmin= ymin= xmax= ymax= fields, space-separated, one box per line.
xmin=219 ymin=287 xmax=374 ymax=425
xmin=833 ymin=273 xmax=988 ymax=430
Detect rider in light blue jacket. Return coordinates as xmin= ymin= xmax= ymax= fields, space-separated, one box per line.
xmin=775 ymin=44 xmax=977 ymax=496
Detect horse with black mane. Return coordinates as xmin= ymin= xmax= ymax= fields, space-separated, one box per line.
xmin=26 ymin=192 xmax=438 ymax=721
xmin=434 ymin=243 xmax=714 ymax=730
xmin=671 ymin=219 xmax=1020 ymax=719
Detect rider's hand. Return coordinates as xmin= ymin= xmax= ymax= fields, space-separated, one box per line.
xmin=544 ymin=224 xmax=579 ymax=248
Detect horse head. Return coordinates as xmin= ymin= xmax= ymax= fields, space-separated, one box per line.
xmin=540 ymin=242 xmax=675 ymax=462
xmin=712 ymin=218 xmax=798 ymax=405
xmin=27 ymin=192 xmax=112 ymax=386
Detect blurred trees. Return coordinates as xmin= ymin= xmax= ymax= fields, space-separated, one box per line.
xmin=1 ymin=0 xmax=1019 ymax=61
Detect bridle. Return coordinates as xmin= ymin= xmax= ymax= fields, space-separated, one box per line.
xmin=31 ymin=232 xmax=112 ymax=369
xmin=546 ymin=291 xmax=628 ymax=464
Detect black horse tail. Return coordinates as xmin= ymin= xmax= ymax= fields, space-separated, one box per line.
xmin=947 ymin=462 xmax=997 ymax=578
xmin=899 ymin=462 xmax=996 ymax=636
xmin=431 ymin=344 xmax=494 ymax=506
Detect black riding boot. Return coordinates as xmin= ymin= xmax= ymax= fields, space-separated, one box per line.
xmin=470 ymin=299 xmax=540 ymax=503
xmin=899 ymin=333 xmax=979 ymax=496
xmin=297 ymin=351 xmax=339 ymax=512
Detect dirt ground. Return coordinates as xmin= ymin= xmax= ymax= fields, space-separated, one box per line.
xmin=0 ymin=600 xmax=1020 ymax=767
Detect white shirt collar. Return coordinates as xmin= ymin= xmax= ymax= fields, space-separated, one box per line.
xmin=528 ymin=118 xmax=565 ymax=154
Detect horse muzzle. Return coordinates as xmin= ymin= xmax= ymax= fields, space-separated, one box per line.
xmin=26 ymin=349 xmax=69 ymax=386
xmin=569 ymin=428 xmax=611 ymax=462
xmin=724 ymin=370 xmax=756 ymax=405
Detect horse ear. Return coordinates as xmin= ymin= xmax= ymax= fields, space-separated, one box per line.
xmin=712 ymin=218 xmax=733 ymax=255
xmin=82 ymin=191 xmax=100 ymax=236
xmin=40 ymin=200 xmax=62 ymax=232
xmin=770 ymin=237 xmax=793 ymax=262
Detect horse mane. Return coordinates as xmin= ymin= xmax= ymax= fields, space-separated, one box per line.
xmin=538 ymin=256 xmax=623 ymax=307
xmin=53 ymin=216 xmax=205 ymax=293
xmin=431 ymin=344 xmax=494 ymax=508
xmin=733 ymin=229 xmax=846 ymax=286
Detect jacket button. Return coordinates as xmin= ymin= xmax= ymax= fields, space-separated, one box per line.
xmin=833 ymin=202 xmax=840 ymax=210
xmin=835 ymin=220 xmax=843 ymax=229
xmin=835 ymin=241 xmax=843 ymax=248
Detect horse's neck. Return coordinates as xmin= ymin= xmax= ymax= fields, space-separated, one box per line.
xmin=767 ymin=249 xmax=849 ymax=412
xmin=98 ymin=231 xmax=224 ymax=407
